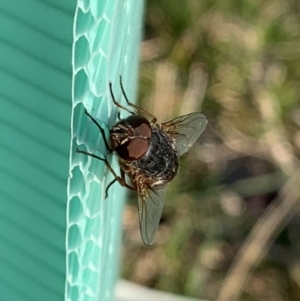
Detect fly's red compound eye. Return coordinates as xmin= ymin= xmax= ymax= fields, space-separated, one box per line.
xmin=116 ymin=137 xmax=149 ymax=161
xmin=115 ymin=115 xmax=152 ymax=161
xmin=125 ymin=115 xmax=152 ymax=138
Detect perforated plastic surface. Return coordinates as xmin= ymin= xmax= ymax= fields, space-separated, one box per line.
xmin=0 ymin=1 xmax=143 ymax=301
xmin=67 ymin=1 xmax=144 ymax=301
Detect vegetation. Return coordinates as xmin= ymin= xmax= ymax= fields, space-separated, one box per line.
xmin=122 ymin=1 xmax=300 ymax=300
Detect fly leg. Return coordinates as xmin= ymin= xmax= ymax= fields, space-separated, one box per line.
xmin=83 ymin=109 xmax=111 ymax=152
xmin=76 ymin=148 xmax=135 ymax=197
xmin=118 ymin=76 xmax=157 ymax=123
xmin=104 ymin=169 xmax=135 ymax=198
xmin=109 ymin=81 xmax=136 ymax=116
xmin=108 ymin=77 xmax=157 ymax=124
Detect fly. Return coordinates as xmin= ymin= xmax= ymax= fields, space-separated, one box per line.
xmin=76 ymin=77 xmax=207 ymax=245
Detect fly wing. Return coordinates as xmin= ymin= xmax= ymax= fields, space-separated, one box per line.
xmin=137 ymin=184 xmax=167 ymax=246
xmin=161 ymin=112 xmax=207 ymax=156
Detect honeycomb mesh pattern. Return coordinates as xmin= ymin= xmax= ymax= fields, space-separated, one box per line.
xmin=66 ymin=1 xmax=144 ymax=301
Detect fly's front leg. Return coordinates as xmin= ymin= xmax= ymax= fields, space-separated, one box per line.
xmin=83 ymin=109 xmax=111 ymax=152
xmin=119 ymin=76 xmax=157 ymax=124
xmin=109 ymin=82 xmax=136 ymax=116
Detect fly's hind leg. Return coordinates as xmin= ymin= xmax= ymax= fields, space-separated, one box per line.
xmin=105 ymin=169 xmax=135 ymax=198
xmin=76 ymin=148 xmax=135 ymax=198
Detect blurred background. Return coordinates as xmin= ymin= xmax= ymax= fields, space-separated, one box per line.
xmin=121 ymin=0 xmax=300 ymax=300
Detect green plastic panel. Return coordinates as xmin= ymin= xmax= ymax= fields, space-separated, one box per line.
xmin=67 ymin=1 xmax=144 ymax=301
xmin=0 ymin=1 xmax=76 ymax=301
xmin=0 ymin=1 xmax=144 ymax=300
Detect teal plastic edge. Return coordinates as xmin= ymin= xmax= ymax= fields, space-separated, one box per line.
xmin=66 ymin=1 xmax=145 ymax=301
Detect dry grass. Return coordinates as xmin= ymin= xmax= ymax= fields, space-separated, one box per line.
xmin=122 ymin=1 xmax=300 ymax=300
